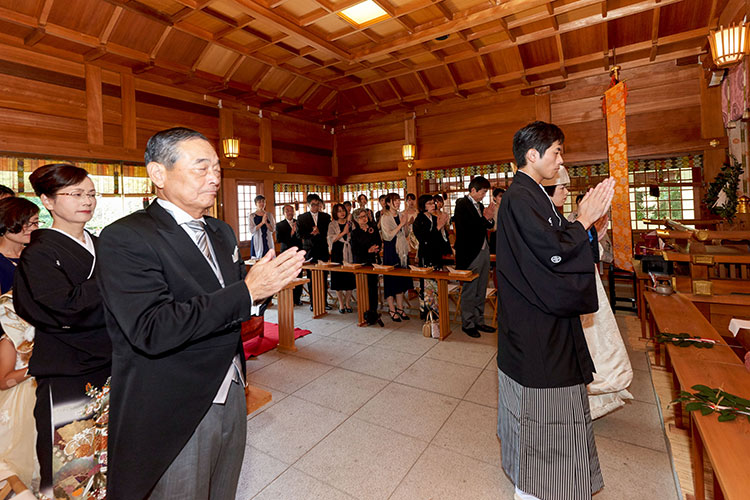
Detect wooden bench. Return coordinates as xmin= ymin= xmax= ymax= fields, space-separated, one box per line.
xmin=644 ymin=291 xmax=750 ymax=500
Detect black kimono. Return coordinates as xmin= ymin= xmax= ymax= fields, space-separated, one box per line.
xmin=495 ymin=169 xmax=603 ymax=500
xmin=13 ymin=228 xmax=112 ymax=497
xmin=495 ymin=170 xmax=598 ymax=388
xmin=412 ymin=212 xmax=445 ymax=269
xmin=351 ymin=224 xmax=382 ymax=320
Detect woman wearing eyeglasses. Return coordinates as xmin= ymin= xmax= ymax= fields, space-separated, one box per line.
xmin=0 ymin=197 xmax=41 ymax=492
xmin=13 ymin=164 xmax=112 ymax=498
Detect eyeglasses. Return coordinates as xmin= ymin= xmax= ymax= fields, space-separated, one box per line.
xmin=57 ymin=192 xmax=99 ymax=200
xmin=23 ymin=221 xmax=40 ymax=229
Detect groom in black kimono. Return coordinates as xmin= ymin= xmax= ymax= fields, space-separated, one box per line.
xmin=495 ymin=121 xmax=615 ymax=500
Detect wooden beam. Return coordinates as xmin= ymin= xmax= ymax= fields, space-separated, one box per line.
xmin=24 ymin=28 xmax=45 ymax=47
xmin=362 ymin=84 xmax=381 ymax=108
xmin=121 ymin=71 xmax=137 ymax=149
xmin=650 ymin=7 xmax=660 ymax=61
xmin=317 ymin=89 xmax=337 ymax=110
xmin=435 ymin=1 xmax=454 ymax=20
xmin=251 ymin=65 xmax=274 ymax=91
xmin=352 ymin=0 xmax=552 ymax=60
xmin=85 ymin=64 xmax=104 ymax=145
xmin=150 ymin=26 xmax=172 ymax=59
xmin=37 ymin=0 xmax=54 ymax=25
xmin=386 ymin=78 xmax=403 ymax=101
xmin=555 ymin=33 xmax=567 ymax=78
xmin=299 ymin=83 xmax=320 ymax=104
xmin=100 ymin=6 xmax=124 ymax=44
xmin=230 ymin=0 xmax=351 ymax=59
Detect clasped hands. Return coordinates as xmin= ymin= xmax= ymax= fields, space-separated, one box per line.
xmin=576 ymin=178 xmax=616 ymax=230
xmin=245 ymin=247 xmax=306 ymax=301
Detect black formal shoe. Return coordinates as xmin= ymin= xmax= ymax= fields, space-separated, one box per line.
xmin=345 ymin=307 xmax=353 ymax=313
xmin=309 ymin=305 xmax=314 ymax=311
xmin=325 ymin=304 xmax=333 ymax=310
xmin=476 ymin=324 xmax=496 ymax=333
xmin=339 ymin=308 xmax=346 ymax=314
xmin=462 ymin=327 xmax=480 ymax=338
xmin=389 ymin=311 xmax=402 ymax=322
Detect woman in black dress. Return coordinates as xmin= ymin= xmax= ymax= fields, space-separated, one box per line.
xmin=327 ymin=203 xmax=355 ymax=313
xmin=412 ymin=194 xmax=446 ymax=270
xmin=351 ymin=208 xmax=382 ymax=325
xmin=412 ymin=195 xmax=445 ymax=319
xmin=379 ymin=193 xmax=413 ymax=322
xmin=13 ymin=164 xmax=112 ymax=499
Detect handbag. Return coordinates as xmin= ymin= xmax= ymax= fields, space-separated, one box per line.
xmin=422 ymin=309 xmax=440 ymax=338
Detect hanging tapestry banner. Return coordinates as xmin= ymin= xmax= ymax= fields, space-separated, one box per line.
xmin=604 ymin=81 xmax=634 ymax=272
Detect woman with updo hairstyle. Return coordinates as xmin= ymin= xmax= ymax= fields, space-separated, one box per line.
xmin=13 ymin=163 xmax=112 ymax=498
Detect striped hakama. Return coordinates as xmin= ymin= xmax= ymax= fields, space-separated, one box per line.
xmin=497 ymin=368 xmax=604 ymax=500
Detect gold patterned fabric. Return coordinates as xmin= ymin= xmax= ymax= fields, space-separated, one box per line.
xmin=604 ymin=82 xmax=634 ymax=271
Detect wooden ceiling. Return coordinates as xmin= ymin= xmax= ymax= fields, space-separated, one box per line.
xmin=0 ymin=0 xmax=743 ymax=123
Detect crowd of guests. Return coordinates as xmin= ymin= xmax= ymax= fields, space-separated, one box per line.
xmin=0 ymin=121 xmax=629 ymax=500
xmin=266 ymin=188 xmax=501 ymax=331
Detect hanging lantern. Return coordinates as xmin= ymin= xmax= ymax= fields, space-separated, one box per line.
xmin=708 ymin=24 xmax=749 ymax=67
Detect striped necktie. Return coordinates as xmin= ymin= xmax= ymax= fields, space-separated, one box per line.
xmin=184 ymin=220 xmax=215 ymax=265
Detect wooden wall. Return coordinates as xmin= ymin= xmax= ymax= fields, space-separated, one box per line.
xmin=0 ymin=43 xmax=332 ymax=178
xmin=335 ymin=60 xmax=725 ymax=176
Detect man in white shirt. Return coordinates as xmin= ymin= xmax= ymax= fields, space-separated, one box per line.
xmin=98 ymin=127 xmax=305 ymax=500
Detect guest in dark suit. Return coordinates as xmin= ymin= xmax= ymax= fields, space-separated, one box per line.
xmin=453 ymin=176 xmax=497 ymax=338
xmin=97 ymin=128 xmax=305 ymax=500
xmin=276 ymin=204 xmax=304 ymax=305
xmin=13 ymin=164 xmax=112 ymax=498
xmin=297 ymin=193 xmax=332 ymax=310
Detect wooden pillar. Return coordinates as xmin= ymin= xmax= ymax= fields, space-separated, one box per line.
xmin=120 ymin=71 xmax=136 ymax=149
xmin=260 ymin=117 xmax=272 ymax=163
xmin=218 ymin=107 xmax=235 ymax=222
xmin=332 ymin=132 xmax=339 ymax=178
xmin=700 ymin=75 xmax=726 ymax=218
xmin=534 ymin=86 xmax=551 ymax=122
xmin=85 ymin=64 xmax=103 ymax=145
xmin=405 ymin=114 xmax=418 ymax=196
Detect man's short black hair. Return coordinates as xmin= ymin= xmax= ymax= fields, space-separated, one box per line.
xmin=512 ymin=121 xmax=565 ymax=168
xmin=145 ymin=127 xmax=209 ymax=168
xmin=468 ymin=176 xmax=491 ymax=193
xmin=0 ymin=185 xmax=15 ymax=197
xmin=493 ymin=187 xmax=505 ymax=198
xmin=378 ymin=194 xmax=387 ymax=202
xmin=307 ymin=193 xmax=321 ymax=203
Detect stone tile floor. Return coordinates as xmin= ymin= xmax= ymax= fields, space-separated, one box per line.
xmin=238 ymin=305 xmax=680 ymax=499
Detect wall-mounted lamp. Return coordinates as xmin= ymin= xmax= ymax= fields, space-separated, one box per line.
xmin=402 ymin=143 xmax=416 ymax=176
xmin=402 ymin=144 xmax=416 ymax=162
xmin=222 ymin=137 xmax=240 ymax=167
xmin=708 ymin=23 xmax=749 ymax=67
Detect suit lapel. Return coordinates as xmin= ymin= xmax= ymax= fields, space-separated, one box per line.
xmin=147 ymin=202 xmax=222 ymax=292
xmin=205 ymin=218 xmax=238 ymax=284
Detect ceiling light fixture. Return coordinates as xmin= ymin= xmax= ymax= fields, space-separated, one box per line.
xmin=338 ymin=0 xmax=390 ymax=29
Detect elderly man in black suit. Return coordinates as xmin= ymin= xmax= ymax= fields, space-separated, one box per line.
xmin=276 ymin=203 xmax=304 ymax=305
xmin=297 ymin=193 xmax=332 ymax=310
xmin=97 ymin=128 xmax=305 ymax=500
xmin=453 ymin=175 xmax=497 ymax=338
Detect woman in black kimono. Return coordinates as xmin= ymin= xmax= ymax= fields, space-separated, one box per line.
xmin=412 ymin=194 xmax=445 ymax=270
xmin=13 ymin=164 xmax=112 ymax=499
xmin=412 ymin=195 xmax=445 ymax=319
xmin=327 ymin=203 xmax=355 ymax=313
xmin=351 ymin=208 xmax=382 ymax=325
